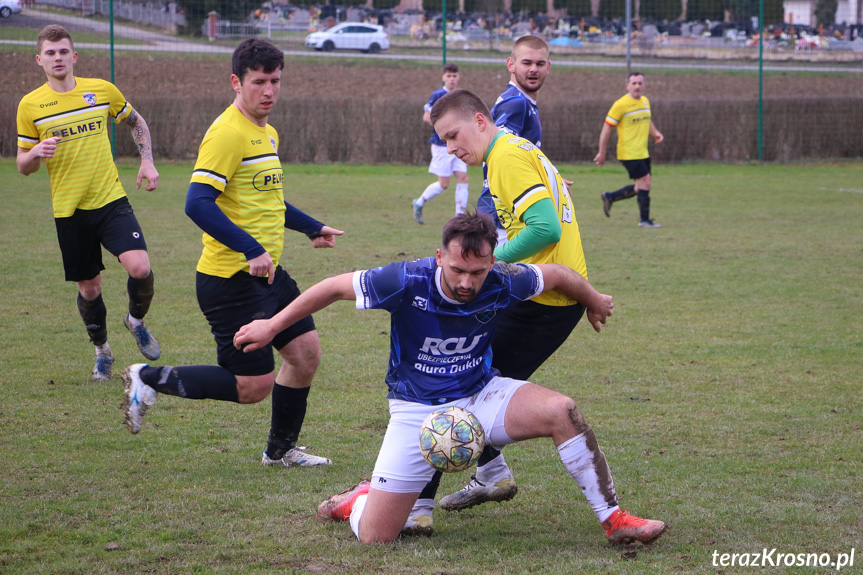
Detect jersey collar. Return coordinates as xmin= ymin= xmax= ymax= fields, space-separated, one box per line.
xmin=483 ymin=129 xmax=507 ymax=164
xmin=508 ymin=81 xmax=538 ymax=105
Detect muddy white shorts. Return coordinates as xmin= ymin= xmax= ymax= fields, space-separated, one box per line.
xmin=370 ymin=376 xmax=528 ymax=493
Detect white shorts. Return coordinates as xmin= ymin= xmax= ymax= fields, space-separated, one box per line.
xmin=428 ymin=144 xmax=468 ymax=177
xmin=370 ymin=376 xmax=528 ymax=494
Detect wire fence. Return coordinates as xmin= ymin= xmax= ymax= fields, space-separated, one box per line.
xmin=3 ymin=1 xmax=862 ymax=163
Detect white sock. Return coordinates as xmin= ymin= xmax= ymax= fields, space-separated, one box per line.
xmin=454 ymin=183 xmax=469 ymax=214
xmin=96 ymin=343 xmax=112 ymax=358
xmin=418 ymin=182 xmax=445 ymax=205
xmin=408 ymin=497 xmax=435 ymax=518
xmin=349 ymin=493 xmax=368 ymax=540
xmin=475 ymin=452 xmax=512 ymax=483
xmin=126 ymin=313 xmax=143 ymax=328
xmin=558 ymin=429 xmax=619 ymax=523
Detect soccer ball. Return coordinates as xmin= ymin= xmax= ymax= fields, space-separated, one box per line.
xmin=419 ymin=406 xmax=485 ymax=473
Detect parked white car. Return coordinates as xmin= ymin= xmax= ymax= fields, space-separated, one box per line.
xmin=305 ymin=22 xmax=390 ymax=54
xmin=0 ymin=0 xmax=23 ymax=18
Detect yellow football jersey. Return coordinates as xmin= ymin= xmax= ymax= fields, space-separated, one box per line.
xmin=486 ymin=134 xmax=587 ymax=307
xmin=190 ymin=105 xmax=286 ymax=278
xmin=605 ymin=94 xmax=651 ymax=161
xmin=16 ymin=78 xmax=133 ymax=218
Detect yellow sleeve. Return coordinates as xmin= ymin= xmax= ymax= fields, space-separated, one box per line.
xmin=16 ymin=96 xmax=39 ymax=150
xmin=605 ymin=99 xmax=624 ymax=126
xmin=190 ymin=120 xmax=243 ymax=193
xmin=104 ymin=81 xmax=133 ymax=124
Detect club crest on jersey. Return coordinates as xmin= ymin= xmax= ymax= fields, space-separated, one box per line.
xmin=474 ymin=310 xmax=496 ymax=324
xmin=412 ymin=296 xmax=428 ymax=311
xmin=83 ymin=93 xmax=97 ymax=106
xmin=269 ymin=136 xmax=277 ymax=153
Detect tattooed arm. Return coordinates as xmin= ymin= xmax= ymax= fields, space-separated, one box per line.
xmin=124 ymin=109 xmax=159 ymax=191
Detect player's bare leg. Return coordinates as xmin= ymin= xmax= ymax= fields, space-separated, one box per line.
xmin=505 ymin=383 xmax=666 ymax=544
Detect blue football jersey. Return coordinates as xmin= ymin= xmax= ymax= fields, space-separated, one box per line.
xmin=479 ymin=83 xmax=543 ymax=225
xmin=352 ymin=257 xmax=543 ymax=405
xmin=425 ymin=87 xmax=450 ymax=146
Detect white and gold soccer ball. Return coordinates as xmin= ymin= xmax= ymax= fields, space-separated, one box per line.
xmin=419 ymin=406 xmax=485 ymax=473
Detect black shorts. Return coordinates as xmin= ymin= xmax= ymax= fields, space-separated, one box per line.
xmin=54 ymin=197 xmax=147 ymax=282
xmin=196 ymin=266 xmax=316 ymax=377
xmin=621 ymin=158 xmax=651 ymax=181
xmin=490 ymin=299 xmax=585 ymax=381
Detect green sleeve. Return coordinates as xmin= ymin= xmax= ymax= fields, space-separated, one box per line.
xmin=494 ymin=198 xmax=561 ymax=263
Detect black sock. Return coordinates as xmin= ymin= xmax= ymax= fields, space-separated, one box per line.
xmin=637 ymin=189 xmax=651 ymax=221
xmin=77 ymin=293 xmax=108 ymax=346
xmin=419 ymin=471 xmax=442 ymax=500
xmin=127 ymin=271 xmax=154 ymax=320
xmin=608 ymin=184 xmax=636 ymax=202
xmin=139 ymin=365 xmax=239 ymax=401
xmin=266 ymin=385 xmax=310 ymax=460
xmin=477 ymin=445 xmax=502 ymax=467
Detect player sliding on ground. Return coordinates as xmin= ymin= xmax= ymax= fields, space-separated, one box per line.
xmin=233 ymin=213 xmax=667 ymax=545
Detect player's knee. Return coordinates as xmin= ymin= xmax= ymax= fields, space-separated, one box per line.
xmin=236 ymin=375 xmax=273 ymax=404
xmin=554 ymin=395 xmax=588 ymax=434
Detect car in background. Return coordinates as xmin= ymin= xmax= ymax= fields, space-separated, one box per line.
xmin=0 ymin=0 xmax=23 ymax=18
xmin=305 ymin=22 xmax=390 ymax=54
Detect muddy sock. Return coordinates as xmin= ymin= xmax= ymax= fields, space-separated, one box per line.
xmin=78 ymin=293 xmax=108 ymax=346
xmin=608 ymin=184 xmax=636 ymax=202
xmin=139 ymin=365 xmax=239 ymax=401
xmin=127 ymin=270 xmax=154 ymax=320
xmin=558 ymin=426 xmax=619 ymax=523
xmin=266 ymin=385 xmax=309 ymax=460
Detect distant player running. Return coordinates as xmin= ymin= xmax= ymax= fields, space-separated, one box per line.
xmin=120 ymin=39 xmax=342 ymax=471
xmin=234 ymin=212 xmax=666 ymax=546
xmin=594 ymin=71 xmax=664 ymax=228
xmin=412 ymin=63 xmax=469 ymax=224
xmin=16 ymin=25 xmax=161 ymax=382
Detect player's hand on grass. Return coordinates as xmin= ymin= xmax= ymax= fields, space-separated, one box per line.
xmin=137 ymin=160 xmax=159 ymax=191
xmin=234 ymin=319 xmax=276 ymax=352
xmin=248 ymin=252 xmax=275 ymax=284
xmin=563 ymin=177 xmax=574 ymax=190
xmin=586 ymin=293 xmax=614 ymax=333
xmin=311 ymin=225 xmax=344 ymax=248
xmin=593 ymin=151 xmax=606 ymax=167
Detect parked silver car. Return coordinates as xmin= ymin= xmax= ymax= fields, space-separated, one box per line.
xmin=0 ymin=0 xmax=23 ymax=18
xmin=305 ymin=22 xmax=390 ymax=54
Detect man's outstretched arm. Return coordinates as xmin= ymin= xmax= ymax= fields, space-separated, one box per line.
xmin=234 ymin=272 xmax=355 ymax=352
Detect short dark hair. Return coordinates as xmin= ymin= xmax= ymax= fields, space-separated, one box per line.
xmin=627 ymin=71 xmax=644 ymax=81
xmin=441 ymin=212 xmax=497 ymax=259
xmin=429 ymin=89 xmax=492 ymax=127
xmin=511 ymin=35 xmax=548 ymax=58
xmin=37 ymin=24 xmax=73 ymax=54
xmin=443 ymin=63 xmax=459 ymax=74
xmin=232 ymin=38 xmax=284 ymax=82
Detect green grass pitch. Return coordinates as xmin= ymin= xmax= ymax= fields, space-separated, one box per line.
xmin=1 ymin=159 xmax=861 ymax=574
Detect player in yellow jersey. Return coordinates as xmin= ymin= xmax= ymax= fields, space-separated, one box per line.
xmin=594 ymin=72 xmax=664 ymax=228
xmin=16 ymin=25 xmax=161 ymax=382
xmin=426 ymin=89 xmax=591 ymax=514
xmin=419 ymin=89 xmax=667 ymax=545
xmin=120 ymin=39 xmax=343 ymax=470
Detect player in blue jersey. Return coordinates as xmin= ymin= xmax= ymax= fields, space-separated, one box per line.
xmin=411 ymin=64 xmax=469 ymax=224
xmin=234 ymin=213 xmax=667 ymax=546
xmin=476 ymin=35 xmax=551 ymax=246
